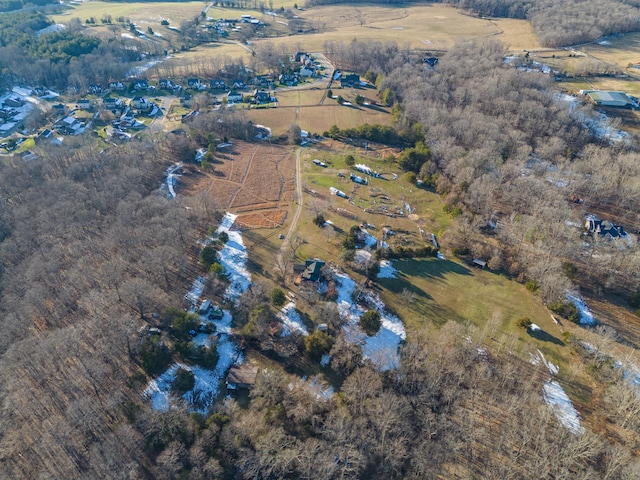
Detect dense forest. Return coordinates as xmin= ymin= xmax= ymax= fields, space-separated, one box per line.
xmin=309 ymin=0 xmax=640 ymax=46
xmin=0 ymin=138 xmax=219 ymax=478
xmin=0 ymin=0 xmax=56 ymax=13
xmin=0 ymin=12 xmax=163 ymax=89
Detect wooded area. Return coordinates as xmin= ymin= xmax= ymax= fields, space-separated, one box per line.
xmin=3 ymin=1 xmax=640 ymax=477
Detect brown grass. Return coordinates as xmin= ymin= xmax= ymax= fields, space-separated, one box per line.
xmin=181 ymin=141 xmax=295 ymax=228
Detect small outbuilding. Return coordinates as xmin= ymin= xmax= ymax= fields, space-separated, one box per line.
xmin=226 ymin=364 xmax=259 ymax=390
xmin=472 ymin=258 xmax=487 ymax=268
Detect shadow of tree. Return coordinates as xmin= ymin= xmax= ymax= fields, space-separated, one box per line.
xmin=528 ymin=328 xmax=565 ymax=346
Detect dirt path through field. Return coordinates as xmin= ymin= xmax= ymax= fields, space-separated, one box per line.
xmin=278 ymin=146 xmax=304 ymax=263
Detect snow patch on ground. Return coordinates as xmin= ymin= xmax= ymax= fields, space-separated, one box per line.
xmin=529 ymin=323 xmax=541 ymax=332
xmin=362 ymin=230 xmax=378 ymax=248
xmin=567 ymin=294 xmax=596 ymax=326
xmin=320 ymin=353 xmax=331 ymax=367
xmin=377 ymin=260 xmax=397 ymax=279
xmin=437 ymin=251 xmax=446 ymax=260
xmin=185 ymin=276 xmax=206 ymax=311
xmin=163 ymin=163 xmax=182 ymax=198
xmin=543 ymin=380 xmax=584 ymax=434
xmin=278 ymin=302 xmax=309 ymax=336
xmin=216 ymin=213 xmax=251 ymax=303
xmin=145 ymin=213 xmax=249 ymax=412
xmin=354 ymin=249 xmax=372 ymax=265
xmin=333 ymin=269 xmax=406 ymax=370
xmin=536 ymin=349 xmax=559 ymax=376
xmin=144 ymin=363 xmax=180 ymax=411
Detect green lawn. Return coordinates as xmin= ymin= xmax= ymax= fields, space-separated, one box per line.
xmin=378 ymin=258 xmax=571 ymax=365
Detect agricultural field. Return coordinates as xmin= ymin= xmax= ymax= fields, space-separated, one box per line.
xmin=581 ymin=33 xmax=640 ymax=72
xmin=276 ymin=3 xmax=540 ymax=51
xmin=247 ymin=101 xmax=392 ymax=137
xmin=51 ymin=0 xmax=206 ymax=24
xmin=180 ymin=141 xmax=295 ymax=228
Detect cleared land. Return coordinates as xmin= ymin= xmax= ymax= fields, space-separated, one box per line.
xmin=284 ymin=4 xmax=540 ymax=51
xmin=51 ymin=1 xmax=206 ymax=24
xmin=180 ymin=141 xmax=295 ymax=228
xmin=582 ymin=33 xmax=640 ymax=72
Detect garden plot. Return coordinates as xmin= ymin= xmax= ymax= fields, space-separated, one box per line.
xmin=181 ymin=141 xmax=294 ymax=228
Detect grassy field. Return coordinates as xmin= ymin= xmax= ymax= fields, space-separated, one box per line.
xmin=245 ymin=101 xmax=392 ymax=136
xmin=51 ymin=1 xmax=207 ymax=23
xmin=241 ymin=143 xmax=574 ymax=375
xmin=581 ymin=33 xmax=640 ymax=71
xmin=275 ymin=3 xmax=541 ymax=52
xmin=561 ymin=76 xmax=640 ymax=97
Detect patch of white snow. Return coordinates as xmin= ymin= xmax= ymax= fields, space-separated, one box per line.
xmin=278 ymin=302 xmax=309 ymax=336
xmin=377 ymin=260 xmax=397 ymax=279
xmin=543 ymin=380 xmax=584 ymax=434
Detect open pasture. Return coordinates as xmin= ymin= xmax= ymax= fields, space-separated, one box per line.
xmin=52 ymin=1 xmax=206 ymax=24
xmin=246 ymin=102 xmax=391 ymax=137
xmin=581 ymin=33 xmax=640 ymax=71
xmin=271 ymin=4 xmax=541 ymax=52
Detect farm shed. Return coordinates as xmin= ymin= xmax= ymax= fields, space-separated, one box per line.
xmin=226 ymin=364 xmax=259 ymax=390
xmin=472 ymin=259 xmax=487 ymax=268
xmin=585 ymin=91 xmax=634 ymax=108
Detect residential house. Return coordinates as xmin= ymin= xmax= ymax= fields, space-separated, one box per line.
xmin=31 ymin=86 xmax=47 ymax=96
xmin=226 ymin=364 xmax=259 ymax=390
xmin=209 ymin=79 xmax=226 ymax=90
xmin=181 ymin=110 xmax=199 ymax=123
xmin=253 ymin=89 xmax=271 ymax=104
xmin=227 ymin=90 xmax=243 ymax=103
xmin=77 ymin=98 xmax=95 ymax=111
xmin=35 ymin=128 xmax=53 ymax=144
xmin=301 ymin=258 xmax=325 ymax=282
xmin=0 ymin=108 xmax=13 ymax=120
xmin=158 ymin=79 xmax=173 ymax=89
xmin=55 ymin=115 xmax=85 ymax=135
xmin=278 ymin=73 xmax=296 ymax=86
xmin=88 ymin=84 xmax=104 ymax=94
xmin=103 ymin=97 xmax=123 ymax=111
xmin=187 ymin=78 xmax=202 ymax=89
xmin=51 ymin=103 xmax=66 ymax=116
xmin=294 ymin=51 xmax=309 ymax=63
xmin=231 ymin=80 xmax=246 ymax=89
xmin=585 ymin=218 xmax=627 ymax=239
xmin=341 ymin=73 xmax=360 ymax=87
xmin=109 ymin=81 xmax=126 ymax=91
xmin=299 ymin=66 xmax=315 ymax=78
xmin=132 ymin=96 xmax=151 ymax=111
xmin=3 ymin=96 xmax=23 ymax=108
xmin=424 ymin=57 xmax=439 ymax=67
xmin=133 ymin=79 xmax=149 ymax=91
